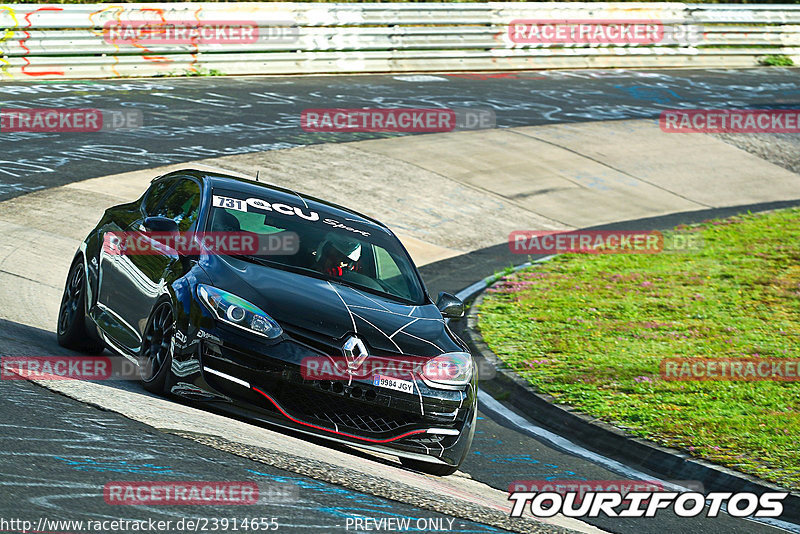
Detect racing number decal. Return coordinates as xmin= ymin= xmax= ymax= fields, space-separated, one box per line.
xmin=212 ymin=195 xmax=246 ymax=212
xmin=213 ymin=195 xmax=321 ymax=223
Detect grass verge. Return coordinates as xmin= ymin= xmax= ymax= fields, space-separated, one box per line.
xmin=478 ymin=208 xmax=800 ymax=489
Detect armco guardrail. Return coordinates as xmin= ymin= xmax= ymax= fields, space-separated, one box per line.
xmin=0 ymin=3 xmax=798 ymax=79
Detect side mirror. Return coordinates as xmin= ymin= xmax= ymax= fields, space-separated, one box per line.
xmin=140 ymin=217 xmax=184 ymax=256
xmin=142 ymin=216 xmax=179 ymax=233
xmin=436 ymin=292 xmax=464 ymax=319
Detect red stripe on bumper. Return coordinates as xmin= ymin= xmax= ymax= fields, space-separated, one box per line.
xmin=251 ymin=387 xmax=428 ymax=444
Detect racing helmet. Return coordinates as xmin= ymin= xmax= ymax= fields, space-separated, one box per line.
xmin=316 ymin=233 xmax=363 ymax=277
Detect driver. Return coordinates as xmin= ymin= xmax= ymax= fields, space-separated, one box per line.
xmin=316 ymin=234 xmax=363 ymax=277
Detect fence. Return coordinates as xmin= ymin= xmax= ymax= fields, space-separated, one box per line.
xmin=0 ymin=3 xmax=798 ymax=79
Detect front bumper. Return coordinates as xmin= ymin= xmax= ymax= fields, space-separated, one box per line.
xmin=171 ymin=320 xmax=477 ymax=466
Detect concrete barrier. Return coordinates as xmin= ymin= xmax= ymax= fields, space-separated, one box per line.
xmin=0 ymin=3 xmax=799 ymax=79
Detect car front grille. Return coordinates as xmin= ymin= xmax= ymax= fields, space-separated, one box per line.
xmin=277 ymin=387 xmax=421 ymax=435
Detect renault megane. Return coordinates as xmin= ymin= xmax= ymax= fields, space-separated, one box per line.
xmin=57 ymin=168 xmax=476 ymax=475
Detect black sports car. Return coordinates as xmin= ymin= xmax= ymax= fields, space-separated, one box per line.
xmin=57 ymin=168 xmax=476 ymax=475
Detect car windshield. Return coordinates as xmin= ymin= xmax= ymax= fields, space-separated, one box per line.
xmin=206 ymin=189 xmax=426 ymax=305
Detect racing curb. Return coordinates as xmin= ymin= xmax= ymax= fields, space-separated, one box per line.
xmin=452 ymin=270 xmax=800 ymax=526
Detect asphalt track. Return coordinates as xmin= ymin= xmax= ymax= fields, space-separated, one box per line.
xmin=1 ymin=68 xmax=799 ymax=201
xmin=0 ymin=373 xmax=507 ymax=534
xmin=1 ymin=69 xmax=799 ymax=534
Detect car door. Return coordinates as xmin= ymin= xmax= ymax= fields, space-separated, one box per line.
xmin=95 ymin=176 xmax=177 ymax=351
xmin=97 ymin=176 xmax=202 ymax=353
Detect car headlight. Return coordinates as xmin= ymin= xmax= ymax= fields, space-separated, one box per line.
xmin=197 ymin=284 xmax=282 ymax=339
xmin=420 ymin=352 xmax=473 ymax=389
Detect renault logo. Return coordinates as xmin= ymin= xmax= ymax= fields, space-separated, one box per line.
xmin=342 ymin=336 xmax=369 ymax=372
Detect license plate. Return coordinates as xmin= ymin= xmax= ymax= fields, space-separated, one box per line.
xmin=373 ymin=375 xmax=415 ymax=394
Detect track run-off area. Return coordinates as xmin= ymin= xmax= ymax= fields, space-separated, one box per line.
xmin=0 ymin=69 xmax=799 ymax=534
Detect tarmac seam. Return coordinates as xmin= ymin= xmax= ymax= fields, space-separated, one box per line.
xmin=347 ymin=143 xmax=573 ymax=228
xmin=0 ymin=269 xmax=60 ymax=289
xmin=507 ymin=128 xmax=714 ymax=209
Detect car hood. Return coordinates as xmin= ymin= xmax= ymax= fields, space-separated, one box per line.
xmin=202 ymin=255 xmax=460 ymax=357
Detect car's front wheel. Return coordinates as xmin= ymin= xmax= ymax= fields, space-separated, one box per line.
xmin=57 ymin=258 xmax=104 ymax=354
xmin=139 ymin=299 xmax=175 ymax=394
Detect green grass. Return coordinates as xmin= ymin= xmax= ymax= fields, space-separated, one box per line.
xmin=478 ymin=208 xmax=800 ymax=489
xmin=165 ymin=67 xmax=225 ymax=77
xmin=760 ymin=54 xmax=796 ymax=67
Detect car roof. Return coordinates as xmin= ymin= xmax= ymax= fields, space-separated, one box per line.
xmin=161 ymin=168 xmax=392 ymax=234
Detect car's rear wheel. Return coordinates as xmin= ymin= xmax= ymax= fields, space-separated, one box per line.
xmin=399 ymin=457 xmax=460 ymax=476
xmin=139 ymin=299 xmax=174 ymax=394
xmin=57 ymin=258 xmax=104 ymax=354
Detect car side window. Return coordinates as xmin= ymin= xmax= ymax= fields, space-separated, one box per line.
xmin=143 ymin=179 xmax=175 ymax=216
xmin=375 ymin=245 xmax=402 ymax=281
xmin=373 ymin=245 xmax=411 ymax=299
xmin=153 ymin=179 xmax=202 ymax=231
